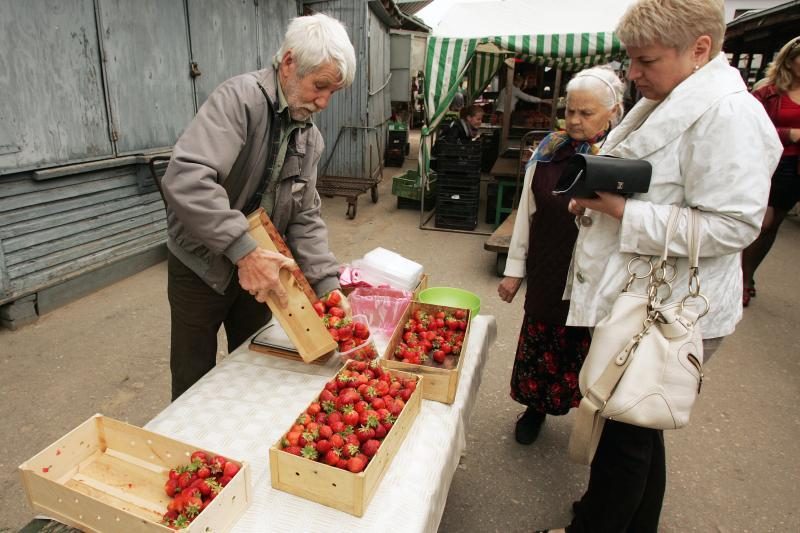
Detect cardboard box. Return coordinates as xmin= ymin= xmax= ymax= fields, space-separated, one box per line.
xmin=381 ymin=302 xmax=471 ymax=405
xmin=269 ymin=365 xmax=422 ymax=517
xmin=19 ymin=415 xmax=251 ymax=532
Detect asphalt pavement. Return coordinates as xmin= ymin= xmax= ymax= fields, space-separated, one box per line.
xmin=1 ymin=143 xmax=798 ymax=532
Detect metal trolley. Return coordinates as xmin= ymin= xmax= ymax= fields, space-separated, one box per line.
xmin=316 ymin=125 xmax=384 ymax=219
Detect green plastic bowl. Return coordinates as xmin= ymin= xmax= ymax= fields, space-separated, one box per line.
xmin=418 ymin=287 xmax=481 ymax=317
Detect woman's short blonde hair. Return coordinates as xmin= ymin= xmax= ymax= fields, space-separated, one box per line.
xmin=764 ymin=36 xmax=800 ymax=92
xmin=616 ymin=0 xmax=725 ymax=56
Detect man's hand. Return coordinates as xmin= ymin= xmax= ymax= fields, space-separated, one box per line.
xmin=237 ymin=248 xmax=297 ymax=307
xmin=498 ymin=276 xmax=523 ymax=303
xmin=569 ymin=192 xmax=626 ymax=220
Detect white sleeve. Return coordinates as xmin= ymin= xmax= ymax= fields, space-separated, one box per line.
xmin=514 ymin=86 xmax=543 ymax=104
xmin=503 ymin=162 xmax=538 ymax=278
xmin=619 ymin=96 xmax=782 ymax=258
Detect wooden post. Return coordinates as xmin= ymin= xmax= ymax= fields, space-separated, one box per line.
xmin=549 ymin=66 xmax=563 ymax=131
xmin=500 ymin=61 xmax=515 ymax=154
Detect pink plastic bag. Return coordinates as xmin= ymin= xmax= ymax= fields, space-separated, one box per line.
xmin=348 ymin=287 xmax=412 ymax=337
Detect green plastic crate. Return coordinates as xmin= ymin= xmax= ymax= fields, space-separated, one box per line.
xmin=392 ymin=170 xmax=437 ymax=203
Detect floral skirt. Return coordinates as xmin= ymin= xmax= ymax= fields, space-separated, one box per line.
xmin=509 ymin=313 xmax=591 ymax=415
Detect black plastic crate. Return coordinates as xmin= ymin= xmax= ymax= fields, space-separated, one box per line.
xmin=439 ymin=180 xmax=480 ymax=197
xmin=435 ymin=158 xmax=482 ymax=174
xmin=435 ymin=211 xmax=478 ymax=230
xmin=433 ymin=140 xmax=482 ymax=158
xmin=436 ymin=170 xmax=481 ymax=184
xmin=438 ymin=197 xmax=479 ymax=215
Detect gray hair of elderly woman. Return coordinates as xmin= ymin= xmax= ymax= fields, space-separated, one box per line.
xmin=616 ymin=0 xmax=725 ymax=57
xmin=277 ymin=13 xmax=357 ymax=87
xmin=565 ymin=66 xmax=626 ymax=127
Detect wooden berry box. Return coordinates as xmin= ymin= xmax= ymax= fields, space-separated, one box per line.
xmin=18 ymin=415 xmax=251 ymax=532
xmin=268 ymin=366 xmax=422 ymax=517
xmin=381 ymin=302 xmax=471 ymax=405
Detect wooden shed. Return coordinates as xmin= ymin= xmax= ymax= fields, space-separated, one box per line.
xmin=0 ymin=0 xmax=300 ymax=329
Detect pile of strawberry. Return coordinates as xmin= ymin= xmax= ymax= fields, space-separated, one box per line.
xmin=314 ymin=291 xmax=377 ymax=361
xmin=161 ymin=451 xmax=240 ymax=529
xmin=392 ymin=308 xmax=468 ymax=366
xmin=279 ymin=360 xmax=417 ymax=473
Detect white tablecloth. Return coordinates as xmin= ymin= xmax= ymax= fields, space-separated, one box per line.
xmin=145 ymin=315 xmax=496 ymax=533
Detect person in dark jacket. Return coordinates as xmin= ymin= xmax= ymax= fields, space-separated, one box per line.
xmin=160 ymin=14 xmax=356 ymax=400
xmin=741 ymin=36 xmax=800 ymax=307
xmin=440 ymin=104 xmax=484 ymax=143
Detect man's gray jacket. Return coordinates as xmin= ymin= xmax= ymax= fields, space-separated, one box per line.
xmin=161 ymin=68 xmax=340 ymax=297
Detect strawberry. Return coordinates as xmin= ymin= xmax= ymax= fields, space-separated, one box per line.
xmin=222 ymin=461 xmax=240 ymax=478
xmin=342 ymin=407 xmax=360 ymax=427
xmin=316 ymin=439 xmax=332 ymax=454
xmin=432 ymin=350 xmax=446 ymax=364
xmin=190 ymin=451 xmax=208 ymax=465
xmin=307 ymin=402 xmax=321 ymax=416
xmin=336 ymin=458 xmax=349 ymax=470
xmin=164 ymin=478 xmax=180 ymax=497
xmin=323 ymin=449 xmax=341 ymax=466
xmin=329 ymin=306 xmax=346 ymax=318
xmin=454 ymin=309 xmax=466 ymax=320
xmin=283 ymin=445 xmax=302 ymax=456
xmin=337 ymin=324 xmax=353 ymax=341
xmin=330 ymin=434 xmax=345 ymax=449
xmin=374 ymin=424 xmax=387 ymax=439
xmin=346 ymin=455 xmax=367 ymax=473
xmin=300 ymin=445 xmax=318 ymax=461
xmin=353 ymin=322 xmax=369 ymax=339
xmin=313 ymin=301 xmax=326 ymax=317
xmin=177 ymin=471 xmax=193 ymax=490
xmin=330 ymin=420 xmax=346 ymax=434
xmin=219 ymin=475 xmax=232 ymax=487
xmin=196 ymin=465 xmax=211 ymax=479
xmin=318 ymin=424 xmax=333 ymax=440
xmin=325 ymin=291 xmax=342 ymax=307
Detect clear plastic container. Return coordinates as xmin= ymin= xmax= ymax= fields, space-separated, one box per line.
xmin=335 ymin=314 xmax=380 ymax=363
xmin=351 ymin=247 xmax=423 ymax=291
xmin=348 ymin=287 xmax=412 ymax=337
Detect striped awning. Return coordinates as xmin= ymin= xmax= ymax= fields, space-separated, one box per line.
xmin=424 ymin=32 xmax=624 ymax=133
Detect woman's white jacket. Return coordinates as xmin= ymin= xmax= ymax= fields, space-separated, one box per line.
xmin=565 ymin=53 xmax=783 ymax=339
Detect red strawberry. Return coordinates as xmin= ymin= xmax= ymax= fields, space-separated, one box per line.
xmin=196 ymin=465 xmax=211 ymax=479
xmin=307 ymin=402 xmax=321 ymax=416
xmin=222 ymin=461 xmax=240 ymax=478
xmin=374 ymin=424 xmax=387 ymax=439
xmin=219 ymin=475 xmax=232 ymax=487
xmin=346 ymin=455 xmax=367 ymax=473
xmin=164 ymin=478 xmax=179 ymax=497
xmin=313 ymin=301 xmax=326 ymax=317
xmin=177 ymin=471 xmax=193 ymax=489
xmin=337 ymin=325 xmax=353 ymax=341
xmin=329 ymin=306 xmax=346 ymax=318
xmin=190 ymin=451 xmax=208 ymax=464
xmin=323 ymin=449 xmax=341 ymax=466
xmin=330 ymin=434 xmax=345 ymax=449
xmin=325 ymin=291 xmax=342 ymax=307
xmin=318 ymin=425 xmax=333 ymax=440
xmin=353 ymin=322 xmax=370 ymax=339
xmin=336 ymin=458 xmax=349 ymax=469
xmin=284 ymin=445 xmax=302 ymax=456
xmin=316 ymin=439 xmax=332 ymax=454
xmin=342 ymin=408 xmax=360 ymax=427
xmin=454 ymin=309 xmax=466 ymax=320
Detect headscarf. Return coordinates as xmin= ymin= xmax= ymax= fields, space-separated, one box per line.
xmin=527 ymin=130 xmax=607 ymax=168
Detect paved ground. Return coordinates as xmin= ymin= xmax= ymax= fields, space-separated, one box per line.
xmin=1 ymin=143 xmax=798 ymax=532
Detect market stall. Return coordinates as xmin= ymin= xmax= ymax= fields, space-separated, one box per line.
xmin=417 ymin=0 xmax=633 ymax=234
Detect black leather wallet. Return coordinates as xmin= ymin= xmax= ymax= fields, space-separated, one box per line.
xmin=552 ymin=154 xmax=652 ymax=198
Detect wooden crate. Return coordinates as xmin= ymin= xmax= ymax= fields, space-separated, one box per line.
xmin=246 ymin=210 xmax=337 ymax=363
xmin=381 ymin=302 xmax=472 ymax=404
xmin=18 ymin=415 xmax=251 ymax=533
xmin=269 ymin=367 xmax=422 ymax=517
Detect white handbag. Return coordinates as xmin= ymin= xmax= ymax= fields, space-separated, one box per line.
xmin=568 ymin=206 xmax=708 ymax=465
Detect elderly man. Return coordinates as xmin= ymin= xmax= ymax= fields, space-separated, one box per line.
xmin=161 ymin=13 xmax=356 ymax=400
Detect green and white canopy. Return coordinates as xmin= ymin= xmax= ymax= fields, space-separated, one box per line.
xmin=419 ymin=0 xmax=633 ymax=176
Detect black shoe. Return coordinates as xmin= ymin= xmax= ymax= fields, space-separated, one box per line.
xmin=515 ymin=408 xmax=545 ymax=444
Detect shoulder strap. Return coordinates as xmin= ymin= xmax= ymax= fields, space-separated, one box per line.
xmin=241 ymin=82 xmax=282 ymax=216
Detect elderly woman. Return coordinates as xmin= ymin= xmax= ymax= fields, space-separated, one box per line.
xmin=741 ymin=36 xmax=800 ymax=307
xmin=536 ymin=1 xmax=783 ymax=532
xmin=497 ymin=66 xmax=624 ymax=444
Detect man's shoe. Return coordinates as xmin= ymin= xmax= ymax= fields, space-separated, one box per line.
xmin=515 ymin=408 xmax=545 ymax=444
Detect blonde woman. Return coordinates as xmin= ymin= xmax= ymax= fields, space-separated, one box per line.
xmin=741 ymin=36 xmax=800 ymax=306
xmin=536 ymin=1 xmax=783 ymax=531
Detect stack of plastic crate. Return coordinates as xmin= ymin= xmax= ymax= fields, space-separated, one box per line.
xmin=433 ymin=140 xmax=482 ymax=230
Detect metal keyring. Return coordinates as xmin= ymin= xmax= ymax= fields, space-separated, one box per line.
xmin=680 ymin=293 xmax=710 ymax=318
xmin=627 ymin=256 xmax=653 ymax=279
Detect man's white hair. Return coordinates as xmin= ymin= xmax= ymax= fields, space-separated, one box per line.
xmin=277 ymin=13 xmax=356 ymax=87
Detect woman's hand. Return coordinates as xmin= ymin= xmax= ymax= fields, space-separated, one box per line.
xmin=498 ymin=276 xmax=523 ymax=303
xmin=569 ymin=192 xmax=626 ymax=220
